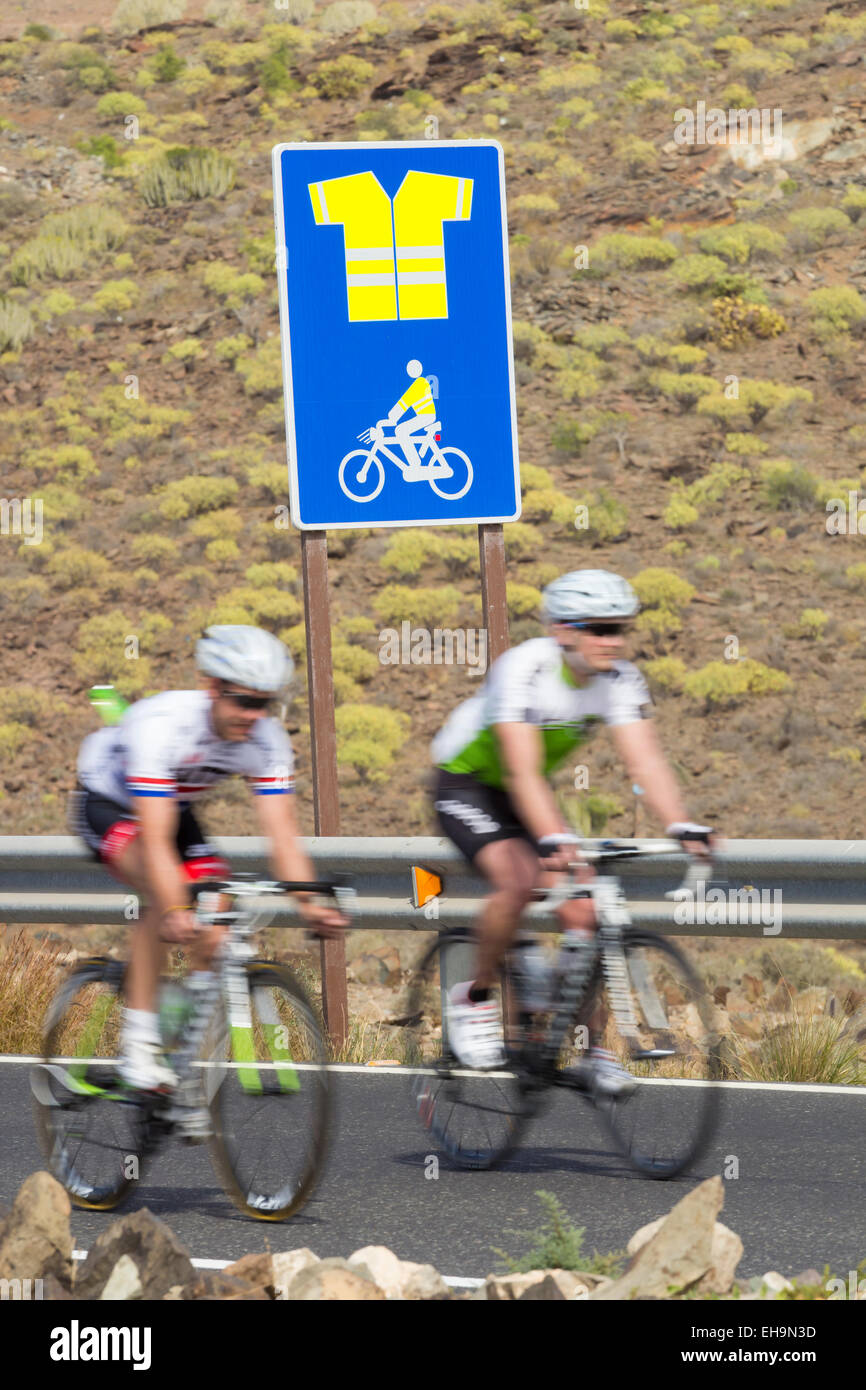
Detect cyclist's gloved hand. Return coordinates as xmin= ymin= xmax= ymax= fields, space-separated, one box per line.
xmin=537 ymin=832 xmax=583 ymax=871
xmin=159 ymin=908 xmax=199 ymax=944
xmin=298 ymin=897 xmax=347 ymax=940
xmin=666 ymin=822 xmax=716 ymax=857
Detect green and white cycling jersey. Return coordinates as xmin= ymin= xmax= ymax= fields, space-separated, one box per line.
xmin=431 ymin=637 xmax=652 ymax=789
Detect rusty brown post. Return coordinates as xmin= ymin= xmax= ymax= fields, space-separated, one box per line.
xmin=301 ymin=530 xmax=348 ymax=1051
xmin=478 ymin=523 xmax=510 ymax=662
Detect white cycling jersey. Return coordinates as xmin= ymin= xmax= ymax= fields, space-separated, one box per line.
xmin=431 ymin=637 xmax=652 ymax=789
xmin=76 ymin=689 xmax=295 ymax=806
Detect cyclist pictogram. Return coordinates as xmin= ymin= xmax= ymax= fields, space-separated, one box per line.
xmin=338 ymin=359 xmax=473 ymax=503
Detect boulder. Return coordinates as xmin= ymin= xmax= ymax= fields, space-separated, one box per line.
xmin=272 ymin=1248 xmax=319 ymax=1298
xmin=401 ymin=1263 xmax=452 ymax=1301
xmin=592 ymin=1176 xmax=724 ymax=1300
xmin=100 ymin=1254 xmax=143 ymax=1301
xmin=223 ymin=1252 xmax=274 ymax=1293
xmin=479 ymin=1269 xmax=596 ymax=1300
xmin=75 ymin=1209 xmax=195 ymax=1300
xmin=346 ymin=1248 xmax=452 ymax=1300
xmin=287 ymin=1257 xmax=386 ymax=1301
xmin=0 ymin=1172 xmax=73 ymax=1289
xmin=755 ymin=1271 xmax=795 ymax=1296
xmin=628 ymin=1215 xmax=742 ymax=1295
xmin=178 ymin=1272 xmax=268 ymax=1300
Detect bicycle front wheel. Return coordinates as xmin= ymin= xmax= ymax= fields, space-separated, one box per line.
xmin=32 ymin=959 xmax=144 ymax=1211
xmin=402 ymin=929 xmax=532 ymax=1170
xmin=338 ymin=449 xmax=385 ymax=502
xmin=207 ymin=962 xmax=331 ymax=1220
xmin=593 ymin=930 xmax=722 ymax=1178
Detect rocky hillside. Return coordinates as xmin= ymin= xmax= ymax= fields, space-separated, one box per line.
xmin=1 ymin=0 xmax=866 ymax=844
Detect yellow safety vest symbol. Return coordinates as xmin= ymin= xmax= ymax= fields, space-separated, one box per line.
xmin=397 ymin=376 xmax=436 ymax=417
xmin=309 ymin=169 xmax=473 ymax=323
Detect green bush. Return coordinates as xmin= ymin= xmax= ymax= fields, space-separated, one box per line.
xmin=841 ymin=184 xmax=866 ymax=223
xmin=574 ymin=487 xmax=628 ymax=542
xmin=151 ymin=43 xmax=186 ymax=82
xmin=158 ymin=475 xmax=239 ymax=520
xmin=0 ymin=298 xmax=34 ymax=352
xmin=140 ymin=147 xmax=236 ymax=207
xmin=695 ymin=379 xmax=812 ymax=429
xmin=0 ymin=685 xmax=57 ymax=726
xmin=96 ymin=90 xmax=148 ymax=119
xmin=73 ymin=608 xmax=172 ymax=696
xmin=632 ymin=567 xmax=695 ymax=612
xmin=669 ymin=253 xmax=726 ymax=289
xmin=493 ymin=1190 xmax=624 ymax=1277
xmin=336 ymin=704 xmax=410 ymax=783
xmin=709 ymin=296 xmax=786 ymax=348
xmin=110 ymin=0 xmax=187 ymax=30
xmin=332 ymin=640 xmax=378 ymax=683
xmin=682 ymin=658 xmax=790 ymax=705
xmin=319 ymin=0 xmax=376 ymax=34
xmin=649 ymin=370 xmax=718 ymax=408
xmin=245 ymin=561 xmax=297 ymax=589
xmin=642 ymin=656 xmax=686 ymax=691
xmin=590 ymin=233 xmax=677 ymax=273
xmin=760 ymin=459 xmax=818 ymax=511
xmin=697 ymin=224 xmax=785 ymax=264
xmin=374 ymin=584 xmax=462 ymax=629
xmin=806 ymin=287 xmax=866 ymax=338
xmin=235 ymin=337 xmax=282 ymax=396
xmin=507 ymin=582 xmax=541 ymax=617
xmin=312 ymin=55 xmax=374 ymax=99
xmin=787 ymin=207 xmax=850 ymax=252
xmin=9 ymin=205 xmax=127 ymax=285
xmin=47 ymin=546 xmax=113 ymax=591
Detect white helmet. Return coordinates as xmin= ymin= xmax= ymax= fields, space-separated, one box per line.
xmin=196 ymin=625 xmax=294 ymax=696
xmin=541 ymin=569 xmax=639 ymax=623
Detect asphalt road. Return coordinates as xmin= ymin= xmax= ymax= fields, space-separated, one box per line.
xmin=2 ymin=1063 xmax=864 ymax=1281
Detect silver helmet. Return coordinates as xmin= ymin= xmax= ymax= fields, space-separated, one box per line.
xmin=196 ymin=625 xmax=294 ymax=696
xmin=541 ymin=569 xmax=639 ymax=624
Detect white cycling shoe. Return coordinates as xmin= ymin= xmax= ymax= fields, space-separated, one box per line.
xmin=580 ymin=1046 xmax=637 ymax=1097
xmin=446 ymin=982 xmax=507 ymax=1070
xmin=119 ymin=1039 xmax=178 ymax=1093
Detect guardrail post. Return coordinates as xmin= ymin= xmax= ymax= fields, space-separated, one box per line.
xmin=302 ymin=531 xmax=348 ymax=1052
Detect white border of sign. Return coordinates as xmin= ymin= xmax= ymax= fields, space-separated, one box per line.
xmin=271 ymin=139 xmax=521 ymax=531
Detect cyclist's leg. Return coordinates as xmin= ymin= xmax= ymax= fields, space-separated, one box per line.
xmin=395 ymin=415 xmax=432 ymax=468
xmin=433 ymin=771 xmax=542 ymax=989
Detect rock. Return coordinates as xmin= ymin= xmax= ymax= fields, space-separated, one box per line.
xmin=41 ymin=1273 xmax=74 ymax=1301
xmin=401 ymin=1263 xmax=452 ymax=1300
xmin=347 ymin=1246 xmax=404 ymax=1297
xmin=756 ymin=1271 xmax=795 ymax=1296
xmin=351 ymin=949 xmax=401 ymax=985
xmin=0 ymin=1172 xmax=73 ymax=1289
xmin=100 ymin=1254 xmax=143 ymax=1301
xmin=791 ymin=1269 xmax=823 ymax=1287
xmin=742 ymin=973 xmax=763 ymax=1003
xmin=223 ymin=1252 xmax=273 ymax=1292
xmin=272 ymin=1248 xmax=319 ymax=1298
xmin=592 ymin=1176 xmax=724 ymax=1300
xmin=75 ymin=1209 xmax=195 ymax=1300
xmin=480 ymin=1271 xmax=552 ymax=1300
xmin=179 ymin=1272 xmax=268 ymax=1300
xmin=767 ymin=980 xmax=793 ymax=1012
xmin=287 ymin=1257 xmax=386 ymax=1301
xmin=628 ymin=1216 xmax=742 ymax=1295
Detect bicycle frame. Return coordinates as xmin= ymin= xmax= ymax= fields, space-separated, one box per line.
xmin=358 ymin=425 xmax=448 ymax=479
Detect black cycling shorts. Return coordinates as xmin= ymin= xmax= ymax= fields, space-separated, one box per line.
xmin=433 ymin=768 xmax=538 ymax=865
xmin=68 ymin=783 xmax=228 ymax=885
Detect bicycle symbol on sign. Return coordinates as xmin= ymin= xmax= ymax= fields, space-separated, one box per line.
xmin=338 ymin=359 xmax=474 ymax=503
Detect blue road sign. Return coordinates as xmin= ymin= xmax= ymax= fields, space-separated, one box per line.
xmin=271 ymin=140 xmax=521 ymax=530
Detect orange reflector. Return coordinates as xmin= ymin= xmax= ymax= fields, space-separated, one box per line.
xmin=411 ymin=865 xmax=443 ymax=909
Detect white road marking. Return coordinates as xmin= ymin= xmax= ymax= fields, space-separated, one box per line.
xmin=68 ymin=1249 xmax=483 ymax=1288
xmin=5 ymin=1054 xmax=866 ymax=1092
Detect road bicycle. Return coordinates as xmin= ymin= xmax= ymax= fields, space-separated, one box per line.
xmin=338 ymin=418 xmax=473 ymax=503
xmin=403 ymin=840 xmax=722 ymax=1177
xmin=31 ymin=875 xmax=354 ymax=1221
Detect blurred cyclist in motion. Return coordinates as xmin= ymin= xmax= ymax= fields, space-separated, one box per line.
xmin=431 ymin=569 xmax=715 ymax=1088
xmin=69 ymin=625 xmax=345 ymax=1107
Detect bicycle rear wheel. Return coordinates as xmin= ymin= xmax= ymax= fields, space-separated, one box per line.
xmin=593 ymin=930 xmax=721 ymax=1178
xmin=401 ymin=929 xmax=533 ymax=1170
xmin=32 ymin=959 xmax=144 ymax=1211
xmin=207 ymin=962 xmax=331 ymax=1220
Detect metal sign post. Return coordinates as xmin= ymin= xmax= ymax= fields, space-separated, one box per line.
xmin=301 ymin=531 xmax=347 ymax=1049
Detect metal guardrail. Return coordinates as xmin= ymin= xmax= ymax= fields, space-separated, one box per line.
xmin=1 ymin=837 xmax=866 ymax=938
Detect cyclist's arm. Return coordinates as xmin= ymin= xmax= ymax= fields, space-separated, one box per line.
xmin=608 ymin=719 xmax=690 ymax=829
xmin=493 ymin=722 xmax=570 ymax=843
xmin=253 ymin=792 xmax=346 ymax=930
xmin=130 ymin=795 xmax=192 ymax=917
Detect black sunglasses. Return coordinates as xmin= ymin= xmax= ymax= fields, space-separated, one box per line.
xmin=561 ymin=621 xmax=631 ymax=637
xmin=219 ymin=687 xmax=275 ymax=711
